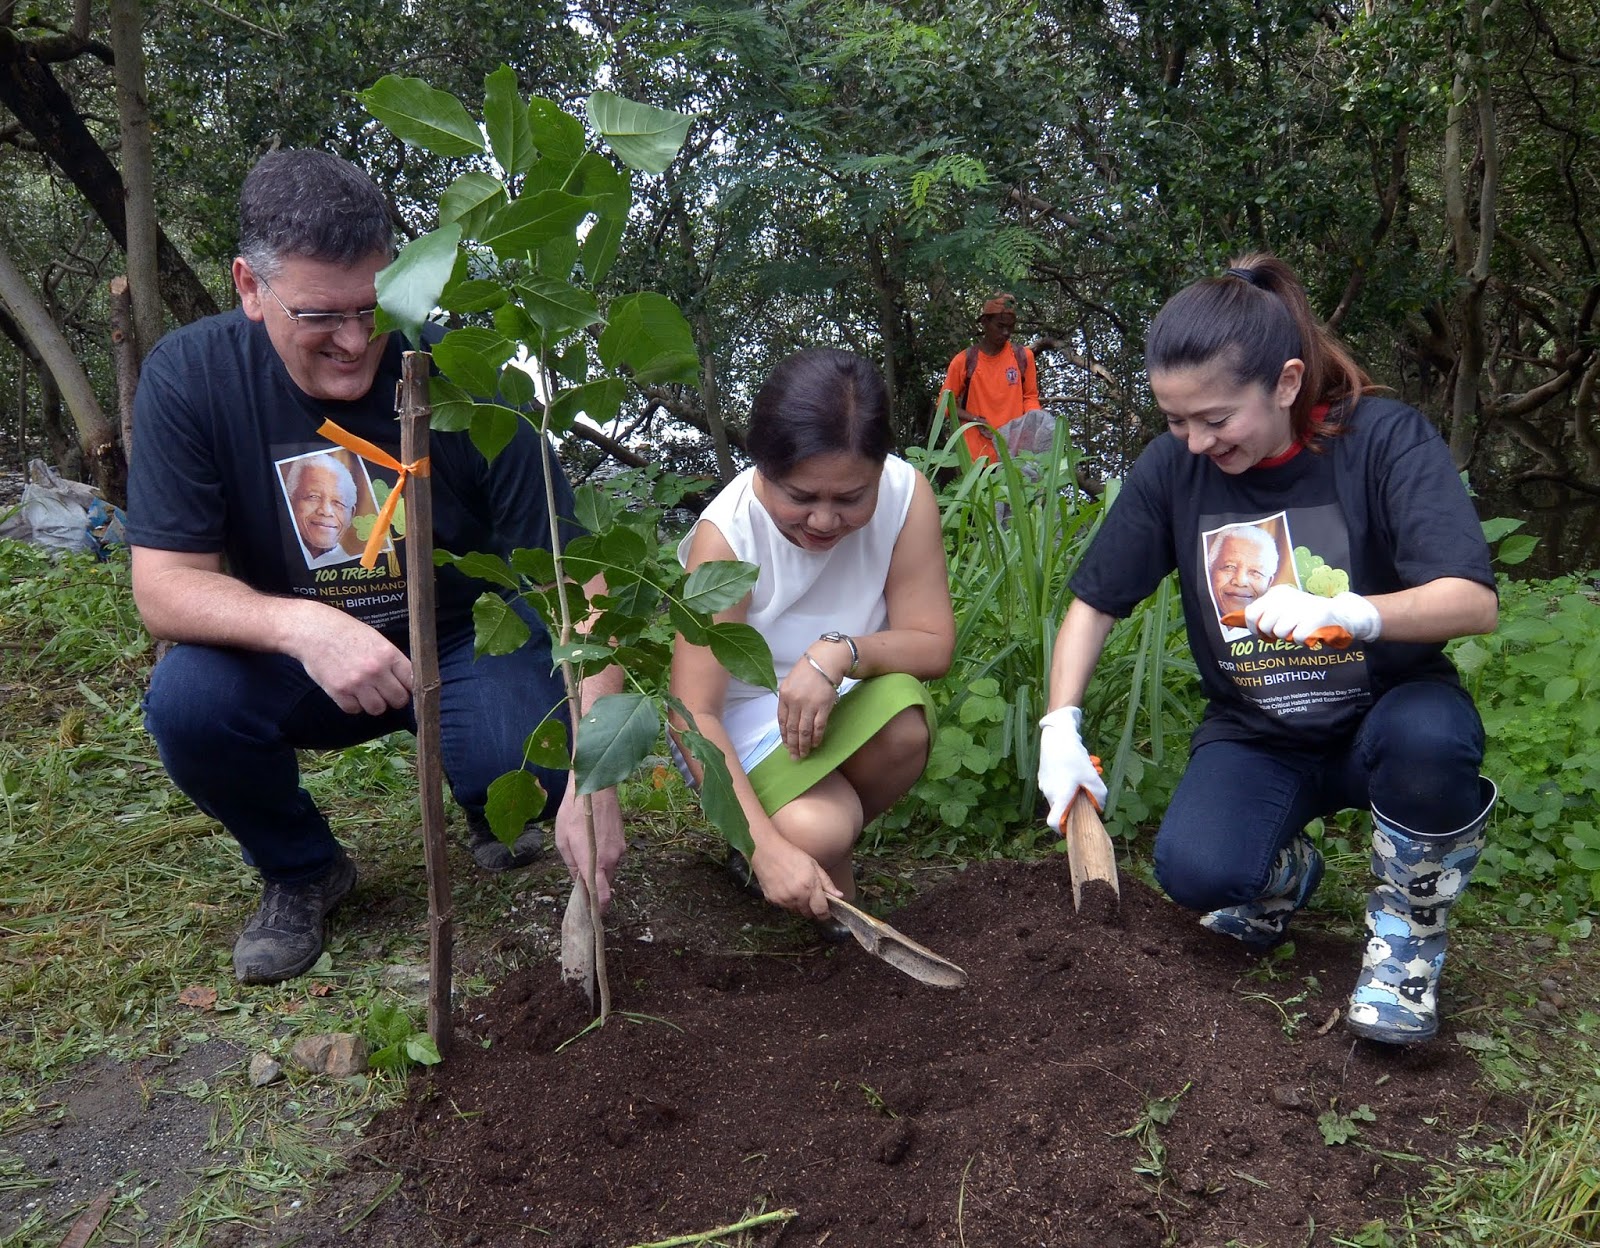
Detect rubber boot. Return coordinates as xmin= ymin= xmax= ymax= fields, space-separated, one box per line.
xmin=1199 ymin=832 xmax=1325 ymax=948
xmin=1346 ymin=777 xmax=1496 ymax=1044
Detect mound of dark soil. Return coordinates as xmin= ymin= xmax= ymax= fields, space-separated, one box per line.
xmin=284 ymin=858 xmax=1510 ymax=1247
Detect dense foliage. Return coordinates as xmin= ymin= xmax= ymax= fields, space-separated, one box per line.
xmin=2 ymin=1 xmax=1596 ymax=501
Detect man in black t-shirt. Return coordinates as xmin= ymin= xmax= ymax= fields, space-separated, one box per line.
xmin=127 ymin=150 xmax=624 ymax=985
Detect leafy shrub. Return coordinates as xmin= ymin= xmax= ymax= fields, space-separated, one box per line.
xmin=1452 ymin=558 xmax=1600 ymax=925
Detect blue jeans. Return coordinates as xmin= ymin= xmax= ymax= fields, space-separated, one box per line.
xmin=143 ymin=608 xmax=570 ymax=885
xmin=1154 ymin=681 xmax=1485 ymax=913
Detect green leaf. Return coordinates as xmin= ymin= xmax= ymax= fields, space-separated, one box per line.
xmin=484 ymin=65 xmax=536 ymax=178
xmin=527 ymin=96 xmax=586 ymax=167
xmin=669 ymin=600 xmax=709 ymax=646
xmin=375 ymin=225 xmax=461 ymax=347
xmin=707 ymin=622 xmax=777 ymax=690
xmin=404 ymin=1034 xmax=443 ymax=1066
xmin=1545 ymin=676 xmax=1580 ymax=706
xmin=439 ymin=278 xmax=508 ymax=316
xmin=682 ymin=559 xmax=759 ymax=614
xmin=499 ymin=364 xmax=536 ymax=408
xmin=586 ymin=90 xmax=693 ymax=175
xmin=517 ymin=277 xmax=602 ymax=338
xmin=486 ymin=766 xmax=547 ymax=834
xmin=438 ymin=172 xmax=506 ymax=239
xmin=366 ymin=1001 xmax=410 ymax=1045
xmin=549 ymin=378 xmax=627 ymax=431
xmin=670 ymin=709 xmax=752 ymax=856
xmin=428 ymin=376 xmax=475 ymax=432
xmin=1479 ymin=516 xmax=1525 ymax=543
xmin=1496 ymin=534 xmax=1538 ymax=567
xmin=469 ymin=404 xmax=522 ymax=464
xmin=481 ymin=190 xmax=593 ymax=261
xmin=598 ymin=292 xmax=699 ymax=386
xmin=433 ymin=327 xmax=515 ymax=398
xmin=600 ymin=579 xmax=663 ymax=618
xmin=359 ymin=76 xmax=485 ymax=158
xmin=567 ymin=153 xmax=630 ymax=283
xmin=443 ymin=550 xmax=518 ymax=590
xmin=509 ymin=546 xmax=557 ymax=583
xmin=523 ymin=720 xmax=569 ymax=770
xmin=574 ymin=692 xmax=659 ymax=794
xmin=552 ymin=640 xmax=616 ymax=664
xmin=473 ymin=591 xmax=531 ymax=656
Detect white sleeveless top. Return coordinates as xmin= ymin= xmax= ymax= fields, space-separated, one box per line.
xmin=677 ymin=454 xmax=919 ymax=759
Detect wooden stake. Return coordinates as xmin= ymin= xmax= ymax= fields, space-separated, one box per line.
xmin=399 ymin=352 xmax=452 ymax=1056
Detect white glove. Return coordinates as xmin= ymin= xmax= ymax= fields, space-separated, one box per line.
xmin=1245 ymin=584 xmax=1381 ymax=645
xmin=1038 ymin=706 xmax=1108 ymax=832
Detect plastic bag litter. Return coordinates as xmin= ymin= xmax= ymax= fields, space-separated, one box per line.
xmin=999 ymin=407 xmax=1057 ymax=456
xmin=0 ymin=459 xmax=126 ymax=558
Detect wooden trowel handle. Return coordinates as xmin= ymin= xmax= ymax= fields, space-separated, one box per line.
xmin=1064 ymin=790 xmax=1120 ymax=917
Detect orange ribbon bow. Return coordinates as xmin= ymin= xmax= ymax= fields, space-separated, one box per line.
xmin=315 ymin=419 xmax=430 ymax=569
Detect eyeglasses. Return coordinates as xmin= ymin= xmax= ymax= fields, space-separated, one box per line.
xmin=256 ymin=275 xmax=377 ymax=334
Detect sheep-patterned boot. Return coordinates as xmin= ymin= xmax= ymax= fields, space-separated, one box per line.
xmin=1346 ymin=777 xmax=1496 ymax=1044
xmin=1200 ymin=832 xmax=1325 ymax=949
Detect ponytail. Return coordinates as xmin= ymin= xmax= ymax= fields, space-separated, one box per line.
xmin=1146 ymin=252 xmax=1374 ymax=444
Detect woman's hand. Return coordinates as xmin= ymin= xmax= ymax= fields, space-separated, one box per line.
xmin=776 ymin=648 xmax=844 ymax=759
xmin=749 ymin=836 xmax=837 ymax=919
xmin=1246 ymin=584 xmax=1381 ymax=644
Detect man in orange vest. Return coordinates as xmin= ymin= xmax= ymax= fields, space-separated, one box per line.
xmin=940 ymin=291 xmax=1046 ymax=462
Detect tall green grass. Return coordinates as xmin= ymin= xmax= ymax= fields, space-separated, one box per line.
xmin=878 ymin=410 xmax=1198 ymax=858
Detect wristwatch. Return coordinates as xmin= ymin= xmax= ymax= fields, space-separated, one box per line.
xmin=819 ymin=631 xmax=859 ymax=676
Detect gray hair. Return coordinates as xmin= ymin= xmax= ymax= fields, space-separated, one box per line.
xmin=1208 ymin=524 xmax=1279 ymax=575
xmin=239 ymin=150 xmax=393 ymax=279
xmin=284 ymin=454 xmax=358 ymax=509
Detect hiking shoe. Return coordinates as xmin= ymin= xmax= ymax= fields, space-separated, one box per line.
xmin=233 ymin=852 xmax=357 ymax=984
xmin=466 ymin=813 xmax=544 ymax=872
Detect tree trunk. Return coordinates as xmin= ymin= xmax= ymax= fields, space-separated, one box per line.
xmin=0 ymin=27 xmax=217 ymax=327
xmin=109 ymin=275 xmax=140 ymax=461
xmin=0 ymin=235 xmax=124 ymax=500
xmin=108 ymin=0 xmax=164 ymax=360
xmin=37 ymin=367 xmax=85 ymax=481
xmin=1443 ymin=0 xmax=1500 ymax=468
xmin=692 ymin=310 xmax=735 ymax=483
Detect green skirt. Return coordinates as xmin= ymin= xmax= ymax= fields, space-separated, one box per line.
xmin=745 ymin=673 xmax=936 ymax=817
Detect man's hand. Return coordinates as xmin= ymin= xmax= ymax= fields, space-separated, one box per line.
xmin=749 ymin=837 xmax=836 ymax=920
xmin=777 ymin=650 xmax=842 ymax=760
xmin=285 ymin=605 xmax=413 ymax=715
xmin=1038 ymin=706 xmax=1108 ymax=831
xmin=554 ymin=781 xmax=625 ymax=913
xmin=1245 ymin=585 xmax=1381 ymax=646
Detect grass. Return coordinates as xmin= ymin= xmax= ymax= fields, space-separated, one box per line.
xmin=0 ymin=543 xmax=615 ymax=1244
xmin=3 ymin=533 xmax=1600 ymax=1246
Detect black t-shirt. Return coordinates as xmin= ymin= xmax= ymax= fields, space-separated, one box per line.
xmin=126 ymin=310 xmax=580 ymax=646
xmin=1069 ymin=397 xmax=1495 ymax=751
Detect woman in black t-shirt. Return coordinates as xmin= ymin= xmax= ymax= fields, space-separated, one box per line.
xmin=1037 ymin=253 xmax=1498 ymax=1046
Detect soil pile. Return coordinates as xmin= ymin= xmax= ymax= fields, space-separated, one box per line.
xmin=284 ymin=858 xmax=1507 ymax=1247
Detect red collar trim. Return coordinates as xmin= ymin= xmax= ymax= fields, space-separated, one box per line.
xmin=1254 ymin=403 xmax=1329 ymax=469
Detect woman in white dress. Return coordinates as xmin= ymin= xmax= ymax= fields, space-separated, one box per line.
xmin=669 ymin=349 xmax=955 ymax=929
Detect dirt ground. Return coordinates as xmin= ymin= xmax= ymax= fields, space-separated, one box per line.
xmin=266 ymin=846 xmax=1520 ymax=1248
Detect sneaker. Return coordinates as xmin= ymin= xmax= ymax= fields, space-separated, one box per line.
xmin=233 ymin=852 xmax=357 ymax=984
xmin=466 ymin=813 xmax=544 ymax=872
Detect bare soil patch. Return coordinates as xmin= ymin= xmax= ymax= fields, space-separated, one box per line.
xmin=275 ymin=852 xmax=1518 ymax=1248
